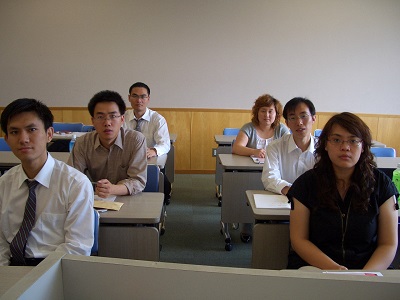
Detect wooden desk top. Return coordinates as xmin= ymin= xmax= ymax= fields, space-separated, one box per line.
xmin=214 ymin=135 xmax=236 ymax=145
xmin=0 ymin=151 xmax=70 ymax=166
xmin=0 ymin=266 xmax=34 ymax=297
xmin=0 ymin=151 xmax=166 ymax=168
xmin=99 ymin=192 xmax=164 ymax=224
xmin=246 ymin=190 xmax=290 ymax=221
xmin=218 ymin=153 xmax=262 ymax=171
xmin=218 ymin=154 xmax=400 ymax=171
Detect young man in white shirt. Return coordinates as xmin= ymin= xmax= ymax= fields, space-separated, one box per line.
xmin=0 ymin=98 xmax=94 ymax=266
xmin=262 ymin=97 xmax=317 ymax=195
xmin=123 ymin=82 xmax=172 ymax=204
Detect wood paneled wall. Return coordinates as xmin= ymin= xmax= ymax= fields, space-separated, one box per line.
xmin=1 ymin=107 xmax=399 ymax=173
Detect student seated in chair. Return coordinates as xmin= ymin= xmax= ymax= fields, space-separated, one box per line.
xmin=261 ymin=97 xmax=317 ymax=196
xmin=232 ymin=93 xmax=290 ymax=243
xmin=288 ymin=112 xmax=398 ymax=270
xmin=68 ymin=90 xmax=147 ymax=198
xmin=0 ymin=98 xmax=94 ymax=266
xmin=123 ymin=82 xmax=172 ymax=204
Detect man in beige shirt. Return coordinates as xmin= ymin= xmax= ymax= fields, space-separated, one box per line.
xmin=68 ymin=90 xmax=147 ymax=198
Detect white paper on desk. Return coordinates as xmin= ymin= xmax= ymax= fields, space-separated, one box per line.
xmin=94 ymin=195 xmax=117 ymax=202
xmin=253 ymin=194 xmax=290 ymax=209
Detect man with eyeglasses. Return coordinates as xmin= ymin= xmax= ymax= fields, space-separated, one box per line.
xmin=123 ymin=82 xmax=172 ymax=205
xmin=68 ymin=90 xmax=147 ymax=197
xmin=262 ymin=97 xmax=317 ymax=195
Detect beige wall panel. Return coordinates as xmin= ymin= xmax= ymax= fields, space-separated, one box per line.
xmin=358 ymin=115 xmax=379 ymax=140
xmin=51 ymin=109 xmax=64 ymax=122
xmin=156 ymin=110 xmax=192 ymax=171
xmin=62 ymin=109 xmax=92 ymax=124
xmin=376 ymin=117 xmax=400 ymax=155
xmin=191 ymin=111 xmax=251 ymax=171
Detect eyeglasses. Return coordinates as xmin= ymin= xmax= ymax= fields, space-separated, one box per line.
xmin=93 ymin=114 xmax=122 ymax=122
xmin=129 ymin=94 xmax=149 ymax=100
xmin=287 ymin=113 xmax=310 ymax=123
xmin=328 ymin=138 xmax=363 ymax=147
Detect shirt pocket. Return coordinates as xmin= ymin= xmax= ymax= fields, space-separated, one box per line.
xmin=38 ymin=212 xmax=66 ymax=244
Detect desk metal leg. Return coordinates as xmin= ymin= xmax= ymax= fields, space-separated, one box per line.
xmin=220 ymin=171 xmax=263 ymax=251
xmin=220 ymin=221 xmax=233 ymax=251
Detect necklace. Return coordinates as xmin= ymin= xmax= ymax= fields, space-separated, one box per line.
xmin=337 ymin=199 xmax=352 ymax=262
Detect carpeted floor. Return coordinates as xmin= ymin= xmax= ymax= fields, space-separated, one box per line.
xmin=159 ymin=174 xmax=252 ymax=268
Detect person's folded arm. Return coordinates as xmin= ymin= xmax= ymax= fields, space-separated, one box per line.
xmin=152 ymin=118 xmax=170 ymax=156
xmin=363 ymin=196 xmax=398 ymax=270
xmin=232 ymin=131 xmax=264 ymax=158
xmin=290 ymin=198 xmax=347 ymax=270
xmin=262 ymin=147 xmax=291 ymax=194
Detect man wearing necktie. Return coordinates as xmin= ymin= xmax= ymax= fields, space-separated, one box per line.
xmin=123 ymin=82 xmax=172 ymax=205
xmin=0 ymin=98 xmax=94 ymax=266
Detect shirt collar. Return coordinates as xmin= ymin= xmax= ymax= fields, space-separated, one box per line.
xmin=94 ymin=129 xmax=124 ymax=150
xmin=134 ymin=107 xmax=150 ymax=122
xmin=287 ymin=134 xmax=315 ymax=153
xmin=17 ymin=153 xmax=54 ymax=189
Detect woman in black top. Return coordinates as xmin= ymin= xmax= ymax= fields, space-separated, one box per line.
xmin=288 ymin=112 xmax=398 ymax=270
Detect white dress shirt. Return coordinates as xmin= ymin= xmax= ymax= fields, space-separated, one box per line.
xmin=0 ymin=153 xmax=94 ymax=265
xmin=261 ymin=134 xmax=316 ymax=194
xmin=124 ymin=108 xmax=171 ymax=156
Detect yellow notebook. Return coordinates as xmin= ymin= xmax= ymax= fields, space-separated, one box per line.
xmin=94 ymin=200 xmax=124 ymax=211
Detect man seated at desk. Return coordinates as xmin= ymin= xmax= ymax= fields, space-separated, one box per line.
xmin=0 ymin=98 xmax=94 ymax=266
xmin=262 ymin=97 xmax=317 ymax=195
xmin=123 ymin=82 xmax=172 ymax=204
xmin=68 ymin=90 xmax=147 ymax=198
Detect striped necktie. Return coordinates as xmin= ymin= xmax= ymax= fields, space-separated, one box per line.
xmin=10 ymin=180 xmax=39 ymax=265
xmin=135 ymin=118 xmax=144 ymax=132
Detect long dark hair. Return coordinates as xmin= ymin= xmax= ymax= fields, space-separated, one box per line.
xmin=314 ymin=112 xmax=376 ymax=212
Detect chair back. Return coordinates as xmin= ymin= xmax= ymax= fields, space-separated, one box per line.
xmin=223 ymin=128 xmax=240 ymax=136
xmin=82 ymin=125 xmax=95 ymax=132
xmin=91 ymin=209 xmax=100 ymax=255
xmin=314 ymin=129 xmax=322 ymax=137
xmin=371 ymin=147 xmax=396 ymax=157
xmin=0 ymin=138 xmax=11 ymax=151
xmin=53 ymin=122 xmax=84 ymax=132
xmin=143 ymin=165 xmax=160 ymax=192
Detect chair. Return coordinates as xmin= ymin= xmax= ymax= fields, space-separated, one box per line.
xmin=143 ymin=164 xmax=167 ymax=235
xmin=53 ymin=122 xmax=84 ymax=132
xmin=314 ymin=129 xmax=322 ymax=137
xmin=144 ymin=164 xmax=160 ymax=192
xmin=82 ymin=125 xmax=95 ymax=132
xmin=223 ymin=128 xmax=240 ymax=136
xmin=91 ymin=209 xmax=100 ymax=255
xmin=371 ymin=147 xmax=396 ymax=157
xmin=0 ymin=138 xmax=11 ymax=151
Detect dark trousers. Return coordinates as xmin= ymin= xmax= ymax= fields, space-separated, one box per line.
xmin=10 ymin=257 xmax=44 ymax=266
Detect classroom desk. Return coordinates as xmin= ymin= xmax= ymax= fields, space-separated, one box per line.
xmin=0 ymin=266 xmax=34 ymax=297
xmin=214 ymin=135 xmax=236 ymax=205
xmin=0 ymin=151 xmax=70 ymax=169
xmin=246 ymin=190 xmax=290 ymax=270
xmin=218 ymin=154 xmax=400 ymax=252
xmin=2 ymin=253 xmax=400 ymax=299
xmin=218 ymin=153 xmax=263 ymax=251
xmin=98 ymin=192 xmax=164 ymax=261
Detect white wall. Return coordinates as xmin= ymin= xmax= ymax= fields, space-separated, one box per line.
xmin=0 ymin=0 xmax=399 ymax=113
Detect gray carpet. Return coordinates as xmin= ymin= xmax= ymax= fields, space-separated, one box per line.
xmin=159 ymin=174 xmax=252 ymax=268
